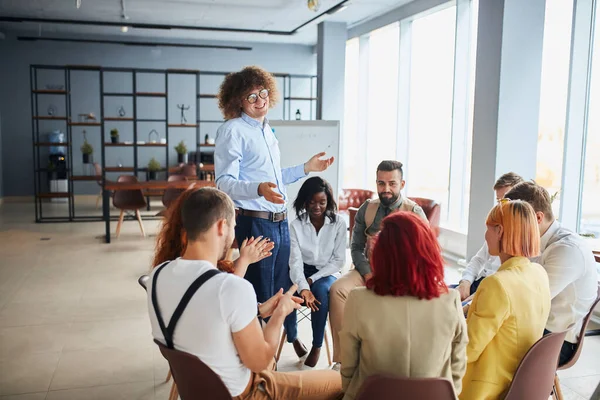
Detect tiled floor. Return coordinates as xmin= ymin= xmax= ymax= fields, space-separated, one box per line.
xmin=0 ymin=200 xmax=598 ymax=399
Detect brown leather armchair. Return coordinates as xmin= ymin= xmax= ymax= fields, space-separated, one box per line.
xmin=339 ymin=189 xmax=375 ymax=214
xmin=348 ymin=196 xmax=441 ymax=241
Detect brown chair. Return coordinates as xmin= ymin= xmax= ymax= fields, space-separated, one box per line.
xmin=348 ymin=196 xmax=441 ymax=241
xmin=338 ymin=189 xmax=375 ymax=214
xmin=503 ymin=331 xmax=567 ymax=400
xmin=554 ymin=284 xmax=600 ymax=400
xmin=112 ymin=175 xmax=147 ymax=238
xmin=355 ymin=375 xmax=456 ymax=400
xmin=155 ymin=339 xmax=232 ymax=400
xmin=156 ymin=175 xmax=188 ymax=217
xmin=408 ymin=197 xmax=441 ymax=237
xmin=182 ymin=164 xmax=198 ymax=178
xmin=138 ymin=274 xmax=176 ymax=399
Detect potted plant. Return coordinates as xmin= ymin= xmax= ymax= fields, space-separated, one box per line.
xmin=110 ymin=128 xmax=119 ymax=144
xmin=175 ymin=140 xmax=188 ymax=164
xmin=147 ymin=157 xmax=161 ymax=180
xmin=81 ymin=140 xmax=93 ymax=164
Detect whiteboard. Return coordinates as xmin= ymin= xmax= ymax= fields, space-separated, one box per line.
xmin=270 ymin=120 xmax=341 ymax=220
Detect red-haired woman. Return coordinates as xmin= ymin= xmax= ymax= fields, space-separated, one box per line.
xmin=153 ymin=185 xmax=274 ymax=276
xmin=339 ymin=212 xmax=468 ymax=400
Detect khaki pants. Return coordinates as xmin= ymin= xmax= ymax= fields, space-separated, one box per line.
xmin=329 ymin=270 xmax=366 ymax=363
xmin=234 ymin=362 xmax=342 ymax=400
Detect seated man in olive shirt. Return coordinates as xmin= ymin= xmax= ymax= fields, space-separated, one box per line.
xmin=329 ymin=160 xmax=428 ymax=371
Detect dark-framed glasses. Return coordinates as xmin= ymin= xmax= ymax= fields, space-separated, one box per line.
xmin=246 ymin=89 xmax=269 ymax=104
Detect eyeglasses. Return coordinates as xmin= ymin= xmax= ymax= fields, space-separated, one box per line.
xmin=246 ymin=89 xmax=269 ymax=104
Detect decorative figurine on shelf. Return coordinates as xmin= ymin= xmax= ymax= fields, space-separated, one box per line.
xmin=78 ymin=113 xmax=97 ymax=123
xmin=177 ymin=104 xmax=190 ymax=124
xmin=118 ymin=106 xmax=126 ymax=117
xmin=204 ymin=134 xmax=210 ymax=144
xmin=47 ymin=105 xmax=56 ymax=116
xmin=110 ymin=128 xmax=119 ymax=144
xmin=147 ymin=158 xmax=161 ymax=180
xmin=81 ymin=130 xmax=93 ymax=164
xmin=295 ymin=109 xmax=302 ymax=120
xmin=148 ymin=129 xmax=159 ymax=143
xmin=175 ymin=140 xmax=188 ymax=164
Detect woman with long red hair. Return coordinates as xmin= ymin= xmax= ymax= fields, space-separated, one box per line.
xmin=153 ymin=185 xmax=274 ymax=275
xmin=339 ymin=212 xmax=468 ymax=400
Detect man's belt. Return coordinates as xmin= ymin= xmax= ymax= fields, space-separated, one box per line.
xmin=238 ymin=208 xmax=287 ymax=222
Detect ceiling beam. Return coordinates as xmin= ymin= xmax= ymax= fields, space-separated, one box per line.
xmin=0 ymin=0 xmax=349 ymax=36
xmin=16 ymin=36 xmax=253 ymax=50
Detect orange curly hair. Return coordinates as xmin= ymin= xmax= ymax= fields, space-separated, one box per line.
xmin=152 ymin=186 xmax=235 ymax=273
xmin=217 ymin=66 xmax=280 ymax=120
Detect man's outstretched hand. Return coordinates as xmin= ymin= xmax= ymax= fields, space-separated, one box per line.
xmin=304 ymin=152 xmax=335 ymax=174
xmin=258 ymin=182 xmax=285 ymax=204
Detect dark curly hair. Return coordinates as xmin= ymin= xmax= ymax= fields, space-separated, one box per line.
xmin=293 ymin=176 xmax=337 ymax=223
xmin=217 ymin=66 xmax=280 ymax=120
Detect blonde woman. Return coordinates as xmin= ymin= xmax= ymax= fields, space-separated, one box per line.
xmin=460 ymin=200 xmax=551 ymax=400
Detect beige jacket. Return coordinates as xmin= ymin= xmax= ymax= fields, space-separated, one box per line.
xmin=340 ymin=288 xmax=468 ymax=400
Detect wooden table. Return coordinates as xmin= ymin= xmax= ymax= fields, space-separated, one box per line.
xmin=102 ymin=180 xmax=216 ymax=243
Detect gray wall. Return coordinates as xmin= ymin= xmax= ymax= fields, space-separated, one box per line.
xmin=0 ymin=32 xmax=317 ymax=196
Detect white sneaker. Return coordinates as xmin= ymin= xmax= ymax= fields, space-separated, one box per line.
xmin=331 ymin=362 xmax=341 ymax=371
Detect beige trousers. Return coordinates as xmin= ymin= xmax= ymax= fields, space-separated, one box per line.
xmin=329 ymin=270 xmax=366 ymax=363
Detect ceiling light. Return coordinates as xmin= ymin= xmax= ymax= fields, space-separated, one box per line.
xmin=121 ymin=26 xmax=129 ymax=33
xmin=307 ymin=0 xmax=320 ymax=12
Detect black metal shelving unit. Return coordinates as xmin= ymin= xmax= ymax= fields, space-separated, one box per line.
xmin=30 ymin=64 xmax=317 ymax=223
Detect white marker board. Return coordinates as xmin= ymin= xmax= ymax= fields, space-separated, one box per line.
xmin=270 ymin=120 xmax=340 ymax=220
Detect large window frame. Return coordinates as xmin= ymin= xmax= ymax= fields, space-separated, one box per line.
xmin=344 ymin=0 xmax=478 ymax=233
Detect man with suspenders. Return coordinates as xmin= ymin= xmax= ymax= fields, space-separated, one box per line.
xmin=329 ymin=160 xmax=428 ymax=370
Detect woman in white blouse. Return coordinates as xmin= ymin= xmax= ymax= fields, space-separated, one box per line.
xmin=283 ymin=177 xmax=347 ymax=368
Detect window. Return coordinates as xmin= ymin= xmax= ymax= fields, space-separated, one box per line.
xmin=342 ymin=0 xmax=478 ymax=233
xmin=342 ymin=38 xmax=361 ymax=188
xmin=365 ymin=23 xmax=400 ymax=181
xmin=536 ymin=0 xmax=574 ymax=219
xmin=580 ymin=2 xmax=600 ymax=236
xmin=405 ymin=6 xmax=457 ymax=221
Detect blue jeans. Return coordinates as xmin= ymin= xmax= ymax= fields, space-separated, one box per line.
xmin=235 ymin=214 xmax=292 ymax=304
xmin=284 ymin=264 xmax=337 ymax=348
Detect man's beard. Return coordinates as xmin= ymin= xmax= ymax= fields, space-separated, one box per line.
xmin=378 ymin=192 xmax=399 ymax=207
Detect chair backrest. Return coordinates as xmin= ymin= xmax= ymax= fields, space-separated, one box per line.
xmin=93 ymin=162 xmax=103 ymax=185
xmin=504 ymin=331 xmax=567 ymax=400
xmin=558 ymin=284 xmax=600 ymax=369
xmin=154 ymin=339 xmax=232 ymax=400
xmin=162 ymin=175 xmax=187 ymax=209
xmin=408 ymin=197 xmax=441 ymax=236
xmin=338 ymin=189 xmax=375 ymax=212
xmin=112 ymin=175 xmax=147 ymax=210
xmin=182 ymin=164 xmax=197 ymax=178
xmin=356 ymin=375 xmax=456 ymax=400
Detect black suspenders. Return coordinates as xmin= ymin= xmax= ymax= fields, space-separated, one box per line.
xmin=151 ymin=261 xmax=222 ymax=349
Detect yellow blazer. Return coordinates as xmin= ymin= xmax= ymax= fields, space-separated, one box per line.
xmin=460 ymin=257 xmax=550 ymax=400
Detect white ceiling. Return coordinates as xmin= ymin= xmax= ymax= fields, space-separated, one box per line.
xmin=0 ymin=0 xmax=412 ymax=45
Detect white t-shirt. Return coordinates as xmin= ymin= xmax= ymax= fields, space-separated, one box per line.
xmin=147 ymin=258 xmax=257 ymax=397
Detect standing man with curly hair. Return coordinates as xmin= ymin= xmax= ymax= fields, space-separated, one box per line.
xmin=215 ymin=66 xmax=334 ymax=358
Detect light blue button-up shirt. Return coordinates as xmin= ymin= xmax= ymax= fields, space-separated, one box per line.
xmin=215 ymin=113 xmax=307 ymax=213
